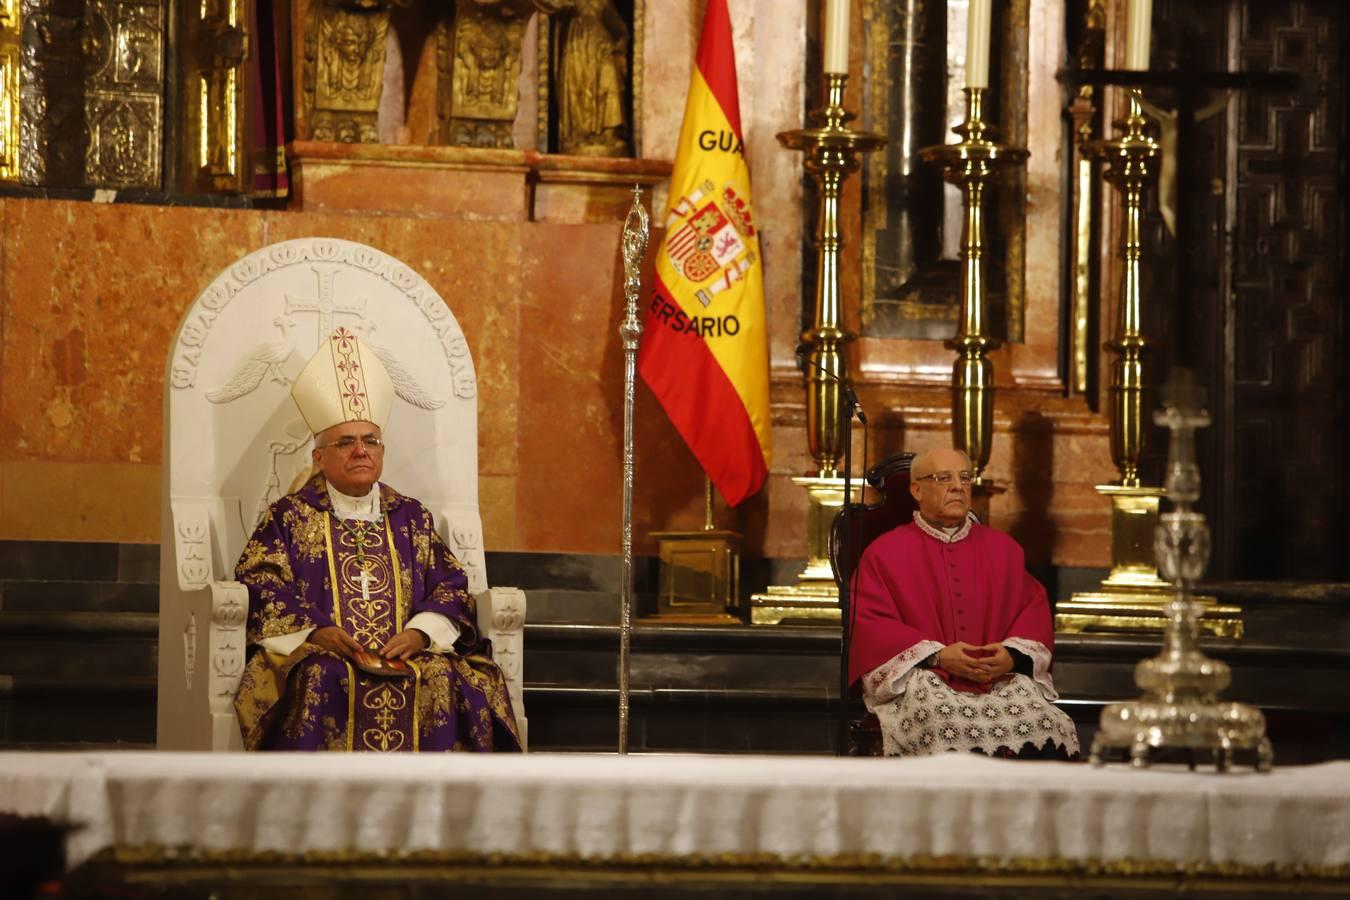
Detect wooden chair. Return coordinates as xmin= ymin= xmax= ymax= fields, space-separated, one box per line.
xmin=828 ymin=452 xmax=917 ymax=756
xmin=156 ymin=238 xmax=527 ymax=751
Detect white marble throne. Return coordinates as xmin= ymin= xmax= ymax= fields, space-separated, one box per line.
xmin=157 ymin=238 xmax=526 ymax=752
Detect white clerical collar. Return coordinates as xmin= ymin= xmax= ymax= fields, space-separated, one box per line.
xmin=913 ymin=510 xmax=972 ymax=543
xmin=328 ymin=480 xmax=382 ymax=522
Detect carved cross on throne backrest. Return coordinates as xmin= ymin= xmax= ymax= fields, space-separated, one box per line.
xmin=163 ymin=238 xmax=490 ymax=597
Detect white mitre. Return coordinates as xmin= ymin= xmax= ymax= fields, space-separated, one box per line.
xmin=291 ymin=328 xmax=394 ymax=434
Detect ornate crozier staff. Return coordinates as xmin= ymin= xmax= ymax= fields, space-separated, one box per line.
xmin=617 ymin=185 xmax=650 ymax=754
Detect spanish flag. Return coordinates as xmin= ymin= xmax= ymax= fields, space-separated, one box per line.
xmin=638 ymin=0 xmax=771 ymax=507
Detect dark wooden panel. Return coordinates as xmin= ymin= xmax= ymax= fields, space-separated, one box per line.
xmin=1225 ymin=0 xmax=1346 ymax=578
xmin=1142 ymin=1 xmax=1346 ymax=578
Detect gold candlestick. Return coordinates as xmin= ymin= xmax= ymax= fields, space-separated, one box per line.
xmin=919 ymin=88 xmax=1026 ymax=486
xmin=1100 ymin=93 xmax=1153 ymax=489
xmin=749 ymin=73 xmax=883 ymax=625
xmin=779 ymin=73 xmax=885 ymax=478
xmin=1057 ymin=94 xmax=1241 ymax=637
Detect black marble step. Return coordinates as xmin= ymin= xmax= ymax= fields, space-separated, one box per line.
xmin=1052 ymin=634 xmax=1350 ymax=711
xmin=523 ymin=623 xmax=841 ymax=694
xmin=1198 ymin=580 xmax=1350 ymax=648
xmin=0 ymin=542 xmax=157 ymax=584
xmin=0 ymin=675 xmax=157 ymax=745
xmin=523 ymin=684 xmax=836 ymax=754
xmin=0 ymin=580 xmax=158 ymax=614
xmin=0 ymin=611 xmax=158 ymax=679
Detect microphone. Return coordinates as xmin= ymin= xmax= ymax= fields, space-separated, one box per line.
xmin=794 ymin=345 xmax=867 ymax=425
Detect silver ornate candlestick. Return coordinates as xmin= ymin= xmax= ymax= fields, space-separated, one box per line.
xmin=1090 ymin=370 xmax=1272 ymax=771
xmin=617 ymin=185 xmax=649 ymax=755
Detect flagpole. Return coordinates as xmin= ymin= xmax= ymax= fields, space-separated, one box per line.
xmin=703 ymin=476 xmax=715 ymax=531
xmin=618 ymin=184 xmax=650 ymax=755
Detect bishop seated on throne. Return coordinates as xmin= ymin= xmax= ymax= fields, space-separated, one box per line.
xmin=232 ymin=330 xmax=521 ymax=753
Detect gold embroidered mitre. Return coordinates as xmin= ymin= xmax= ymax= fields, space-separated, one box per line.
xmin=291 ymin=328 xmax=394 ymax=434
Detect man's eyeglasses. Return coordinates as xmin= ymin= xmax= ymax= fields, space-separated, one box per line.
xmin=914 ymin=470 xmax=973 ymax=486
xmin=318 ymin=436 xmax=385 ymax=453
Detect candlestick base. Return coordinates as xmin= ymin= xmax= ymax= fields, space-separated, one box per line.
xmin=1057 ymin=484 xmax=1243 ymax=638
xmin=749 ymin=476 xmax=862 ymax=625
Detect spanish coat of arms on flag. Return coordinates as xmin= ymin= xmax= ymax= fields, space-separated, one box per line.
xmin=638 ymin=0 xmax=771 ymax=508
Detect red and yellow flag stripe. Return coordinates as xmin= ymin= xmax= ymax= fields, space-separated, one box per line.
xmin=638 ymin=0 xmax=771 ymax=507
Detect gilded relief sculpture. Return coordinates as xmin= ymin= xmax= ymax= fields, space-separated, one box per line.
xmin=181 ymin=0 xmax=246 ymax=191
xmin=553 ymin=0 xmax=628 ymax=156
xmin=307 ymin=2 xmax=391 ymax=143
xmin=0 ymin=0 xmax=16 ymax=180
xmin=18 ymin=0 xmax=163 ymax=187
xmin=443 ymin=0 xmax=537 ymax=147
xmin=300 ymin=0 xmax=556 ymax=148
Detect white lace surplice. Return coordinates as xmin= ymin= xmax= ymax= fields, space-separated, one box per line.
xmin=872 ymin=669 xmax=1080 ymax=757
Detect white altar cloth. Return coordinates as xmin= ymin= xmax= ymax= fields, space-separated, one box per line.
xmin=2 ymin=752 xmax=1348 ymax=875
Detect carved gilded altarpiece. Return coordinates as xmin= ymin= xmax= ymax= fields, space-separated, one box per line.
xmin=302 ymin=1 xmax=388 ymax=143
xmin=536 ymin=0 xmax=638 ymax=157
xmin=0 ymin=0 xmax=17 ymax=180
xmin=18 ymin=0 xmax=162 ymax=188
xmin=180 ymin=0 xmax=248 ymax=191
xmin=860 ymin=0 xmax=1029 ymax=343
xmin=442 ymin=0 xmax=531 ymax=148
xmin=297 ymin=0 xmax=559 ymax=149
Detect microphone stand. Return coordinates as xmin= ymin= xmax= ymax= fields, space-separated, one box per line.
xmin=837 ymin=387 xmax=865 ymax=756
xmin=796 ymin=349 xmax=867 ymax=755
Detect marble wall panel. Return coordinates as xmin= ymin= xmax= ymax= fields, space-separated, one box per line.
xmin=0 ymin=199 xmax=265 ymax=467
xmin=514 ymin=221 xmax=708 ymax=555
xmin=0 ymin=460 xmax=160 ymax=542
xmin=1010 ymin=0 xmax=1068 ymax=386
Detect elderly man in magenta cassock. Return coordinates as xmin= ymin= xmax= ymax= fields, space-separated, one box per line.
xmin=233 ymin=330 xmax=521 ymax=753
xmin=848 ymin=448 xmax=1079 ymax=759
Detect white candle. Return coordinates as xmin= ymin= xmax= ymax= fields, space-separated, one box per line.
xmin=823 ymin=0 xmax=850 ymax=75
xmin=965 ymin=0 xmax=991 ymax=89
xmin=1124 ymin=0 xmax=1152 ymax=70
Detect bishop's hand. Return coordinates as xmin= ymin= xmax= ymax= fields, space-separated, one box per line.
xmin=380 ymin=628 xmax=430 ymax=661
xmin=311 ymin=625 xmax=363 ymax=659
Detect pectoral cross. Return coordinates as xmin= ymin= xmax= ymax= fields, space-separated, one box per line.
xmin=356 ymin=564 xmax=374 ymax=605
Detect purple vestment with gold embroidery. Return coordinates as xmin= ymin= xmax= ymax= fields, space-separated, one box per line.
xmin=232 ymin=475 xmax=521 ymax=752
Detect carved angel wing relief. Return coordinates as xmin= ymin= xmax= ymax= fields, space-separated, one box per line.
xmin=206 ymin=341 xmax=295 ymax=404
xmin=365 ymin=340 xmax=446 ymax=410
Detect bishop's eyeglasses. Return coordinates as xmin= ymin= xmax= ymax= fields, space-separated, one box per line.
xmin=913 ymin=470 xmax=974 ymax=486
xmin=318 ymin=436 xmax=385 ymax=453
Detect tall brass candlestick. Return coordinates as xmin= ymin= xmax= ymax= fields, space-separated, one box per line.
xmin=750 ymin=73 xmax=883 ymax=626
xmin=1098 ymin=93 xmax=1154 ymax=488
xmin=919 ymin=88 xmax=1026 ymax=484
xmin=779 ymin=73 xmax=885 ymax=478
xmin=1056 ymin=93 xmax=1241 ymax=637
